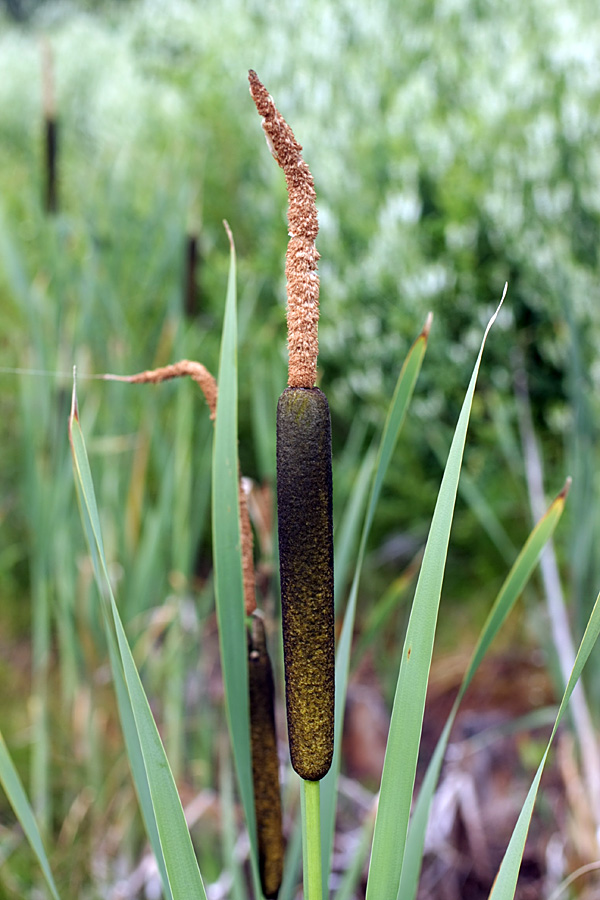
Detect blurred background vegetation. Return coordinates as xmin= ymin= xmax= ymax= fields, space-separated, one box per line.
xmin=1 ymin=0 xmax=600 ymax=896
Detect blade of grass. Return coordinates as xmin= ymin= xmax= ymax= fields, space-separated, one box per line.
xmin=0 ymin=730 xmax=61 ymax=900
xmin=365 ymin=288 xmax=505 ymax=900
xmin=320 ymin=313 xmax=432 ymax=894
xmin=103 ymin=611 xmax=174 ymax=900
xmin=69 ymin=383 xmax=206 ymax=900
xmin=399 ymin=477 xmax=571 ymax=900
xmin=488 ymin=586 xmax=600 ymax=900
xmin=211 ymin=223 xmax=260 ymax=893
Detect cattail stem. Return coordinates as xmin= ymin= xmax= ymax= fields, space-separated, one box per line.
xmin=184 ymin=232 xmax=200 ymax=318
xmin=44 ymin=118 xmax=58 ymax=214
xmin=301 ymin=779 xmax=323 ymax=900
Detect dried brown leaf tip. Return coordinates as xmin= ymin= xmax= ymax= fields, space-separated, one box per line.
xmin=103 ymin=360 xmax=218 ymax=419
xmin=248 ymin=70 xmax=320 ymax=389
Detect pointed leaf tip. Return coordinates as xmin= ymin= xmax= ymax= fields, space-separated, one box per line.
xmin=223 ymin=219 xmax=235 ymax=254
xmin=483 ymin=285 xmax=507 ymax=344
xmin=422 ymin=311 xmax=433 ymax=340
xmin=70 ymin=366 xmax=79 ymax=425
xmin=559 ymin=476 xmax=572 ymax=501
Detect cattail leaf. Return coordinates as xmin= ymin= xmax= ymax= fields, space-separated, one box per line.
xmin=488 ymin=586 xmax=600 ymax=900
xmin=0 ymin=730 xmax=61 ymax=900
xmin=211 ymin=226 xmax=260 ymax=890
xmin=365 ymin=291 xmax=505 ymax=900
xmin=69 ymin=385 xmax=204 ymax=900
xmin=70 ymin=396 xmax=174 ymax=900
xmin=320 ymin=313 xmax=431 ymax=894
xmin=399 ymin=478 xmax=571 ymax=900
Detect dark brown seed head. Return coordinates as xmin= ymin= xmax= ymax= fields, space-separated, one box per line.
xmin=248 ymin=616 xmax=284 ymax=897
xmin=276 ymin=387 xmax=334 ymax=780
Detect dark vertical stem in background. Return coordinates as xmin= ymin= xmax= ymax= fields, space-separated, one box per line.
xmin=45 ymin=117 xmax=58 ymax=215
xmin=41 ymin=39 xmax=58 ymax=215
xmin=184 ymin=232 xmax=200 ymax=318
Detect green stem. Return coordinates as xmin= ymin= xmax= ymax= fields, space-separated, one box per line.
xmin=301 ymin=778 xmax=323 ymax=900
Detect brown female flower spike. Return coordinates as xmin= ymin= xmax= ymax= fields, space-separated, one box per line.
xmin=248 ymin=614 xmax=284 ymax=898
xmin=103 ymin=360 xmax=256 ymax=615
xmin=248 ymin=70 xmax=320 ymax=389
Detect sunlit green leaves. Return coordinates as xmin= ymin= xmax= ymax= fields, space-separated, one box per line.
xmin=366 ymin=292 xmax=504 ymax=900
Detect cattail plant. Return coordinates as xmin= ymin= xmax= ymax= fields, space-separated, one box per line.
xmin=249 ymin=71 xmax=335 ymax=786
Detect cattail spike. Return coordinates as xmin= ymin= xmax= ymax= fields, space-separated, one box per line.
xmin=251 ymin=72 xmax=334 ymax=780
xmin=248 ymin=615 xmax=284 ymax=897
xmin=276 ymin=387 xmax=334 ymax=780
xmin=249 ymin=71 xmax=320 ymax=388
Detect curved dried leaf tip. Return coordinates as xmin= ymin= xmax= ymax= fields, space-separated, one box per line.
xmin=249 ymin=70 xmax=320 ymax=389
xmin=103 ymin=360 xmax=218 ymax=419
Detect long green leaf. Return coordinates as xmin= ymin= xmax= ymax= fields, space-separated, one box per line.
xmin=211 ymin=225 xmax=260 ymax=891
xmin=69 ymin=386 xmax=206 ymax=900
xmin=0 ymin=730 xmax=61 ymax=900
xmin=399 ymin=477 xmax=571 ymax=900
xmin=104 ymin=612 xmax=175 ymax=900
xmin=69 ymin=409 xmax=174 ymax=900
xmin=366 ymin=289 xmax=505 ymax=900
xmin=489 ymin=587 xmax=600 ymax=900
xmin=320 ymin=313 xmax=432 ymax=894
xmin=69 ymin=403 xmax=171 ymax=897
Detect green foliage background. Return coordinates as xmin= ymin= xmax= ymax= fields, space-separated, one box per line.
xmin=1 ymin=0 xmax=600 ymax=891
xmin=1 ymin=0 xmax=599 ymax=638
xmin=1 ymin=0 xmax=599 ymax=634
